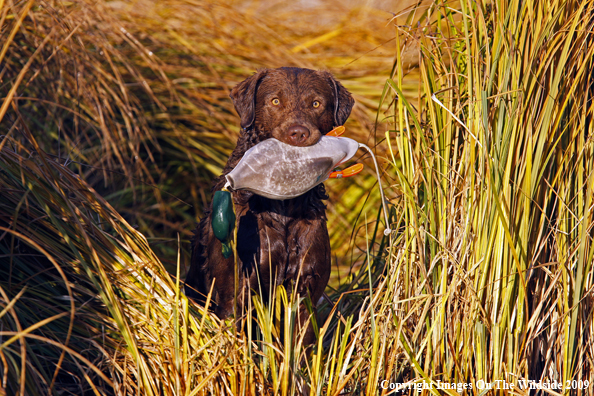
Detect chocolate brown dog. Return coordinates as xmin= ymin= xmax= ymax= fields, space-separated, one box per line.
xmin=185 ymin=67 xmax=354 ymax=343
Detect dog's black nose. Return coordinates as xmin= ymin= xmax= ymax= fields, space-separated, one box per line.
xmin=287 ymin=125 xmax=311 ymax=146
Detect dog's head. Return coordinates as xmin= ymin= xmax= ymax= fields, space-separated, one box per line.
xmin=229 ymin=67 xmax=354 ymax=147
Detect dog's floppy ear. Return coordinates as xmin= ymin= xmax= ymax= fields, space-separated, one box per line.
xmin=230 ymin=69 xmax=268 ymax=130
xmin=319 ymin=70 xmax=355 ymax=127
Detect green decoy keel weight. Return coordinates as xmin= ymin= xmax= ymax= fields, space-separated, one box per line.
xmin=211 ymin=189 xmax=236 ymax=258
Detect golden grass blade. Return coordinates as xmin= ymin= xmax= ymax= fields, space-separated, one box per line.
xmin=0 ymin=0 xmax=33 ymax=67
xmin=0 ymin=27 xmax=53 ymax=128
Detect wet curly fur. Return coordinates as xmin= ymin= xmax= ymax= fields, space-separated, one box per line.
xmin=184 ymin=67 xmax=354 ymax=343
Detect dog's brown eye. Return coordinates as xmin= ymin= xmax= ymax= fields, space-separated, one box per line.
xmin=272 ymin=98 xmax=280 ymax=106
xmin=313 ymin=100 xmax=320 ymax=108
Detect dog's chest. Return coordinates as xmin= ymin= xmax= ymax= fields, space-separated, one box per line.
xmin=239 ymin=196 xmax=310 ymax=239
xmin=233 ymin=192 xmax=320 ymax=271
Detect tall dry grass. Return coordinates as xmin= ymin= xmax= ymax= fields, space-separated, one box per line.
xmin=380 ymin=0 xmax=594 ymax=389
xmin=1 ymin=0 xmax=594 ymax=394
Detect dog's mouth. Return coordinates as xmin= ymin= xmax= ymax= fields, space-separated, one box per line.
xmin=272 ymin=124 xmax=322 ymax=147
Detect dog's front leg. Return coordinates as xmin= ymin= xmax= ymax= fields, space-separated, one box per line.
xmin=286 ymin=218 xmax=331 ymax=345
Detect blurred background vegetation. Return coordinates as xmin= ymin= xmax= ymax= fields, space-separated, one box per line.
xmin=0 ymin=0 xmax=417 ymax=278
xmin=2 ymin=0 xmax=594 ymax=394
